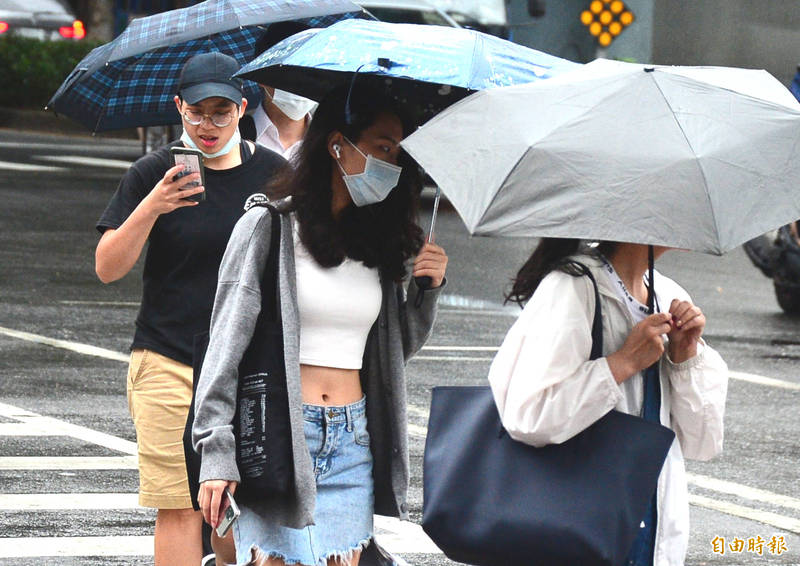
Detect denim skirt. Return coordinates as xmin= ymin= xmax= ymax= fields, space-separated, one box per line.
xmin=234 ymin=396 xmax=374 ymax=566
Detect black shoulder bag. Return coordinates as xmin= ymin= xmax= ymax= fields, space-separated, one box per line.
xmin=422 ymin=263 xmax=675 ymax=566
xmin=183 ymin=204 xmax=293 ymax=507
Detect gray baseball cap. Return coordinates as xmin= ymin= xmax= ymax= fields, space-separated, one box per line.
xmin=178 ymin=52 xmax=242 ymax=105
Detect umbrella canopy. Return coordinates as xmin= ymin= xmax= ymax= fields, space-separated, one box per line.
xmin=400 ymin=59 xmax=800 ymax=255
xmin=235 ymin=18 xmax=580 ymax=120
xmin=46 ymin=0 xmax=366 ymax=132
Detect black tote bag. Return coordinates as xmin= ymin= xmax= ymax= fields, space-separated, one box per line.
xmin=183 ymin=204 xmax=293 ymax=507
xmin=422 ymin=265 xmax=676 ymax=566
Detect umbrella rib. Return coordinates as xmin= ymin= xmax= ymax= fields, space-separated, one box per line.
xmin=649 ymin=74 xmax=720 ymax=251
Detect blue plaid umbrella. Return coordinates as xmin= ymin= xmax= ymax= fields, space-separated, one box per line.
xmin=235 ymin=18 xmax=580 ymax=121
xmin=46 ymin=0 xmax=366 ymax=132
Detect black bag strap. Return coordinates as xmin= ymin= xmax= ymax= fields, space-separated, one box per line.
xmin=559 ymin=261 xmax=603 ymax=360
xmin=255 ymin=204 xmax=282 ymax=323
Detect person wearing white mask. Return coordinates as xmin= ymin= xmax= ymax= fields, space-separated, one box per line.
xmin=194 ymin=84 xmax=448 ymax=566
xmin=94 ymin=52 xmax=287 ymax=566
xmin=239 ymin=22 xmax=318 ymax=162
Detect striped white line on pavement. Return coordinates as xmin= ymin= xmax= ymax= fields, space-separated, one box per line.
xmin=0 ymin=493 xmax=139 ymax=510
xmin=729 ymin=370 xmax=800 ymax=391
xmin=0 ymin=423 xmax=53 ymax=436
xmin=35 ymin=155 xmax=133 ymax=170
xmin=0 ymin=402 xmax=137 ymax=455
xmin=688 ymin=473 xmax=800 ymax=512
xmin=0 ymin=536 xmax=152 ymax=557
xmin=0 ymin=326 xmax=130 ymax=363
xmin=689 ymin=494 xmax=800 ymax=535
xmin=375 ymin=516 xmax=442 ymax=554
xmin=412 ymin=355 xmax=494 ymax=362
xmin=5 ymin=324 xmax=798 ymax=391
xmin=422 ymin=346 xmax=499 ymax=351
xmin=0 ymin=456 xmax=137 ymax=470
xmin=0 ymin=160 xmax=66 ymax=172
xmin=60 ymin=300 xmax=139 ymax=307
xmin=0 ymin=499 xmax=440 ymax=556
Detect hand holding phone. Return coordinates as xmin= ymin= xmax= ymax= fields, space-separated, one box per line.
xmin=170 ymin=146 xmax=206 ymax=202
xmin=216 ymin=487 xmax=241 ymax=538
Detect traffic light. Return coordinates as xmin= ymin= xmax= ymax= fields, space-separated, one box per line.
xmin=580 ymin=0 xmax=634 ymax=47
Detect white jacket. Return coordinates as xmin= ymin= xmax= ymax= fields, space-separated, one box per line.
xmin=488 ymin=255 xmax=728 ymax=566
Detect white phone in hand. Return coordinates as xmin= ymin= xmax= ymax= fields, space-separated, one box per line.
xmin=216 ymin=487 xmax=240 ymax=538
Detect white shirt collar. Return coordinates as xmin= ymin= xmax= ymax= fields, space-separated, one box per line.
xmin=252 ymin=104 xmax=305 ymax=161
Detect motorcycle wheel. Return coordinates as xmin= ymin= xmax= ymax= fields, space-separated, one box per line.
xmin=774 ymin=282 xmax=800 ymax=315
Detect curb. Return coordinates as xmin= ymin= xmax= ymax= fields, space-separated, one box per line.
xmin=0 ymin=107 xmax=139 ymax=139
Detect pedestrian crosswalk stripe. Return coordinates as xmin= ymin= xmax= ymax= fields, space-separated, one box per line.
xmin=0 ymin=456 xmax=137 ymax=470
xmin=35 ymin=155 xmax=133 ymax=170
xmin=0 ymin=401 xmax=137 ymax=455
xmin=0 ymin=423 xmax=53 ymax=436
xmin=0 ymin=493 xmax=140 ymax=510
xmin=0 ymin=517 xmax=442 ymax=558
xmin=0 ymin=160 xmax=66 ymax=172
xmin=0 ymin=536 xmax=152 ymax=557
xmin=689 ymin=494 xmax=800 ymax=535
xmin=688 ymin=473 xmax=800 ymax=512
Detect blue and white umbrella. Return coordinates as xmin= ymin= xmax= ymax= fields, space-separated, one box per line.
xmin=47 ymin=0 xmax=367 ymax=132
xmin=235 ymin=18 xmax=580 ymax=120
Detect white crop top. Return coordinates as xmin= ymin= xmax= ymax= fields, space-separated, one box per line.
xmin=293 ymin=223 xmax=382 ymax=369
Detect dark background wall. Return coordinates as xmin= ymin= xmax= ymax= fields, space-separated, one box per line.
xmin=652 ymin=0 xmax=800 ymax=86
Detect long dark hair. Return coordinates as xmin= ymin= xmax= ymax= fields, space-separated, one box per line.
xmin=505 ymin=238 xmax=618 ymax=306
xmin=269 ymin=84 xmax=424 ymax=282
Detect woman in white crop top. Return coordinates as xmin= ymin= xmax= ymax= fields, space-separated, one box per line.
xmin=196 ymin=84 xmax=448 ymax=566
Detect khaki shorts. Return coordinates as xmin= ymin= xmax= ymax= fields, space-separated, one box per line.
xmin=127 ymin=348 xmax=193 ymax=509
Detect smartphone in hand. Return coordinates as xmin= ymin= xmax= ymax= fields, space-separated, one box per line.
xmin=170 ymin=146 xmax=206 ymax=202
xmin=216 ymin=487 xmax=240 ymax=538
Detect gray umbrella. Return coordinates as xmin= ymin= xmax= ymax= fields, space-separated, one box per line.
xmin=401 ymin=59 xmax=800 ymax=255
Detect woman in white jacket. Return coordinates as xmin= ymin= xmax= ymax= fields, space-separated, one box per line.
xmin=488 ymin=238 xmax=728 ymax=566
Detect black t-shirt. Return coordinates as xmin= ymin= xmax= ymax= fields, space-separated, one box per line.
xmin=97 ymin=141 xmax=286 ymax=365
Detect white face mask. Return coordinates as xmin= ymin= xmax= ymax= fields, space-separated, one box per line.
xmin=336 ymin=137 xmax=402 ymax=207
xmin=180 ymin=128 xmax=241 ymax=159
xmin=265 ymin=88 xmax=317 ymax=121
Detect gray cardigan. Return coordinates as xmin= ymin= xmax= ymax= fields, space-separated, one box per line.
xmin=192 ymin=205 xmax=442 ymax=529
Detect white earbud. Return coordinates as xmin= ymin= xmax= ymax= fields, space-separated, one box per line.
xmin=333 ymin=144 xmax=341 ymax=158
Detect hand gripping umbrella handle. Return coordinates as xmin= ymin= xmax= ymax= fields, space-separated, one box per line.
xmin=414 ymin=186 xmax=441 ymax=291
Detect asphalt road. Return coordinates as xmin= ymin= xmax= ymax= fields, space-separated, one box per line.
xmin=0 ymin=129 xmax=799 ymax=565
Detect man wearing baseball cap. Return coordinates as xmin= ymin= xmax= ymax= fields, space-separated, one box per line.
xmin=95 ymin=52 xmax=287 ymax=566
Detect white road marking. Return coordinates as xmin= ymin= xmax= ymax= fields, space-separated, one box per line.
xmin=3 ymin=325 xmax=800 ymax=389
xmin=0 ymin=423 xmax=52 ymax=436
xmin=374 ymin=516 xmax=442 ymax=554
xmin=729 ymin=370 xmax=800 ymax=391
xmin=0 ymin=402 xmax=137 ymax=455
xmin=688 ymin=473 xmax=800 ymax=512
xmin=35 ymin=155 xmax=133 ymax=169
xmin=60 ymin=300 xmax=139 ymax=307
xmin=0 ymin=141 xmax=134 ymax=152
xmin=689 ymin=494 xmax=800 ymax=535
xmin=0 ymin=160 xmax=66 ymax=172
xmin=0 ymin=326 xmax=130 ymax=363
xmin=0 ymin=493 xmax=140 ymax=510
xmin=412 ymin=355 xmax=494 ymax=362
xmin=0 ymin=456 xmax=137 ymax=470
xmin=422 ymin=346 xmax=499 ymax=351
xmin=0 ymin=497 xmax=440 ymax=556
xmin=439 ymin=307 xmax=518 ymax=317
xmin=407 ymin=423 xmax=428 ymax=438
xmin=0 ymin=536 xmax=152 ymax=557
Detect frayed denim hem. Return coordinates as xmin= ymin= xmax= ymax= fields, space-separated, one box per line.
xmin=320 ymin=535 xmax=372 ymax=566
xmin=243 ymin=537 xmax=371 ymax=566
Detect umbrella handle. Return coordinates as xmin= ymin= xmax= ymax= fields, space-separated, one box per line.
xmin=414 ymin=186 xmax=441 ymax=291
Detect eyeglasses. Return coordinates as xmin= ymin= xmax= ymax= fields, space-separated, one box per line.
xmin=182 ymin=109 xmax=236 ymax=128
